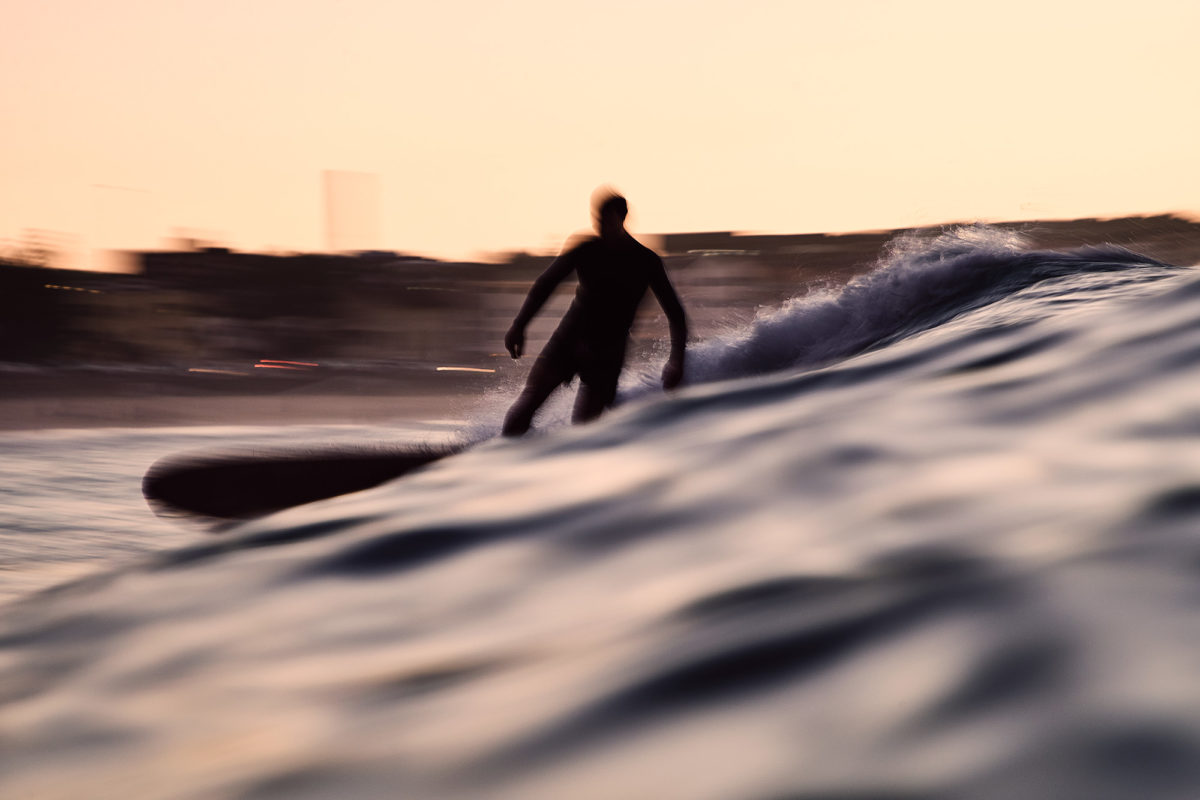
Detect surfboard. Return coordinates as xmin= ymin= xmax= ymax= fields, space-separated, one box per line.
xmin=143 ymin=442 xmax=467 ymax=525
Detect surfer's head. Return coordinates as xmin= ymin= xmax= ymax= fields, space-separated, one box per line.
xmin=592 ymin=188 xmax=628 ymax=236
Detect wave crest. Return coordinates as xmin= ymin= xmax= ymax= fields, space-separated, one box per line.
xmin=640 ymin=227 xmax=1174 ymax=390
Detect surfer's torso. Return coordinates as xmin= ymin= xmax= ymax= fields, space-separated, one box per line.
xmin=551 ymin=235 xmax=665 ymax=351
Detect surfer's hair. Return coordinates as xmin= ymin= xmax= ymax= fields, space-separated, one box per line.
xmin=595 ymin=192 xmax=628 ymax=223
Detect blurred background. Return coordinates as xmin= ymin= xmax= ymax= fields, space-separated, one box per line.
xmin=3 ymin=211 xmax=1199 ymax=430
xmin=5 ymin=0 xmax=1199 ymax=430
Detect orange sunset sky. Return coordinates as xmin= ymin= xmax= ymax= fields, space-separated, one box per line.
xmin=3 ymin=0 xmax=1197 ymax=266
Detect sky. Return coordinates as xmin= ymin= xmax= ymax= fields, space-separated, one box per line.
xmin=3 ymin=0 xmax=1198 ymax=267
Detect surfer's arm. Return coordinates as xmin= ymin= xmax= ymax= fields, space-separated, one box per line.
xmin=650 ymin=261 xmax=688 ymax=389
xmin=505 ymin=249 xmax=578 ymax=358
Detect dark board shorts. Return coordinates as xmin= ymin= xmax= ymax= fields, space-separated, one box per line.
xmin=538 ymin=331 xmax=627 ymax=393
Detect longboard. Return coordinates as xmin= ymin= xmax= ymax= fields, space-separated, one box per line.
xmin=143 ymin=442 xmax=467 ymax=525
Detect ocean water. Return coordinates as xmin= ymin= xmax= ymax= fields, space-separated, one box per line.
xmin=0 ymin=423 xmax=466 ymax=603
xmin=5 ymin=229 xmax=1200 ymax=799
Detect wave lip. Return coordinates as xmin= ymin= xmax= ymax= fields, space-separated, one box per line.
xmin=652 ymin=227 xmax=1178 ymax=390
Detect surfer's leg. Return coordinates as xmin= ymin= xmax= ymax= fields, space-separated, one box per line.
xmin=571 ymin=384 xmax=611 ymax=424
xmin=572 ymin=360 xmax=621 ymax=425
xmin=503 ymin=354 xmax=572 ymax=436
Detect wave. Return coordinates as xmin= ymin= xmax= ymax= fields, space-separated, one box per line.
xmin=6 ymin=231 xmax=1200 ymax=799
xmin=612 ymin=227 xmax=1178 ymax=405
xmin=471 ymin=228 xmax=1181 ymax=437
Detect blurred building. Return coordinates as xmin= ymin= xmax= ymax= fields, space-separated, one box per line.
xmin=323 ymin=171 xmax=381 ymax=253
xmin=2 ymin=214 xmax=1197 ymax=368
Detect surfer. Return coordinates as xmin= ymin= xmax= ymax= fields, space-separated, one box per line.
xmin=502 ymin=191 xmax=688 ymax=436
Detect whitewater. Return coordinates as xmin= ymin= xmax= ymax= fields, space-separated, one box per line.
xmin=5 ymin=228 xmax=1200 ymax=799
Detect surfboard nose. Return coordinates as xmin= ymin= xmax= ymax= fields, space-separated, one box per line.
xmin=143 ymin=444 xmax=465 ymax=526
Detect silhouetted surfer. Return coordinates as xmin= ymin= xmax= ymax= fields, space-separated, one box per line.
xmin=502 ymin=191 xmax=688 ymax=436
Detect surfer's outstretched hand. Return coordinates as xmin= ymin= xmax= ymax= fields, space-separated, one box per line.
xmin=662 ymin=353 xmax=684 ymax=390
xmin=505 ymin=326 xmax=525 ymax=359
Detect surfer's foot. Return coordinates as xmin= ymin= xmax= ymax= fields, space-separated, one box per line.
xmin=501 ymin=420 xmax=529 ymax=437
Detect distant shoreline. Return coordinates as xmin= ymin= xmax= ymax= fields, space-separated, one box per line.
xmin=0 ymin=368 xmax=499 ymax=431
xmin=4 ymin=213 xmax=1198 ymax=432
